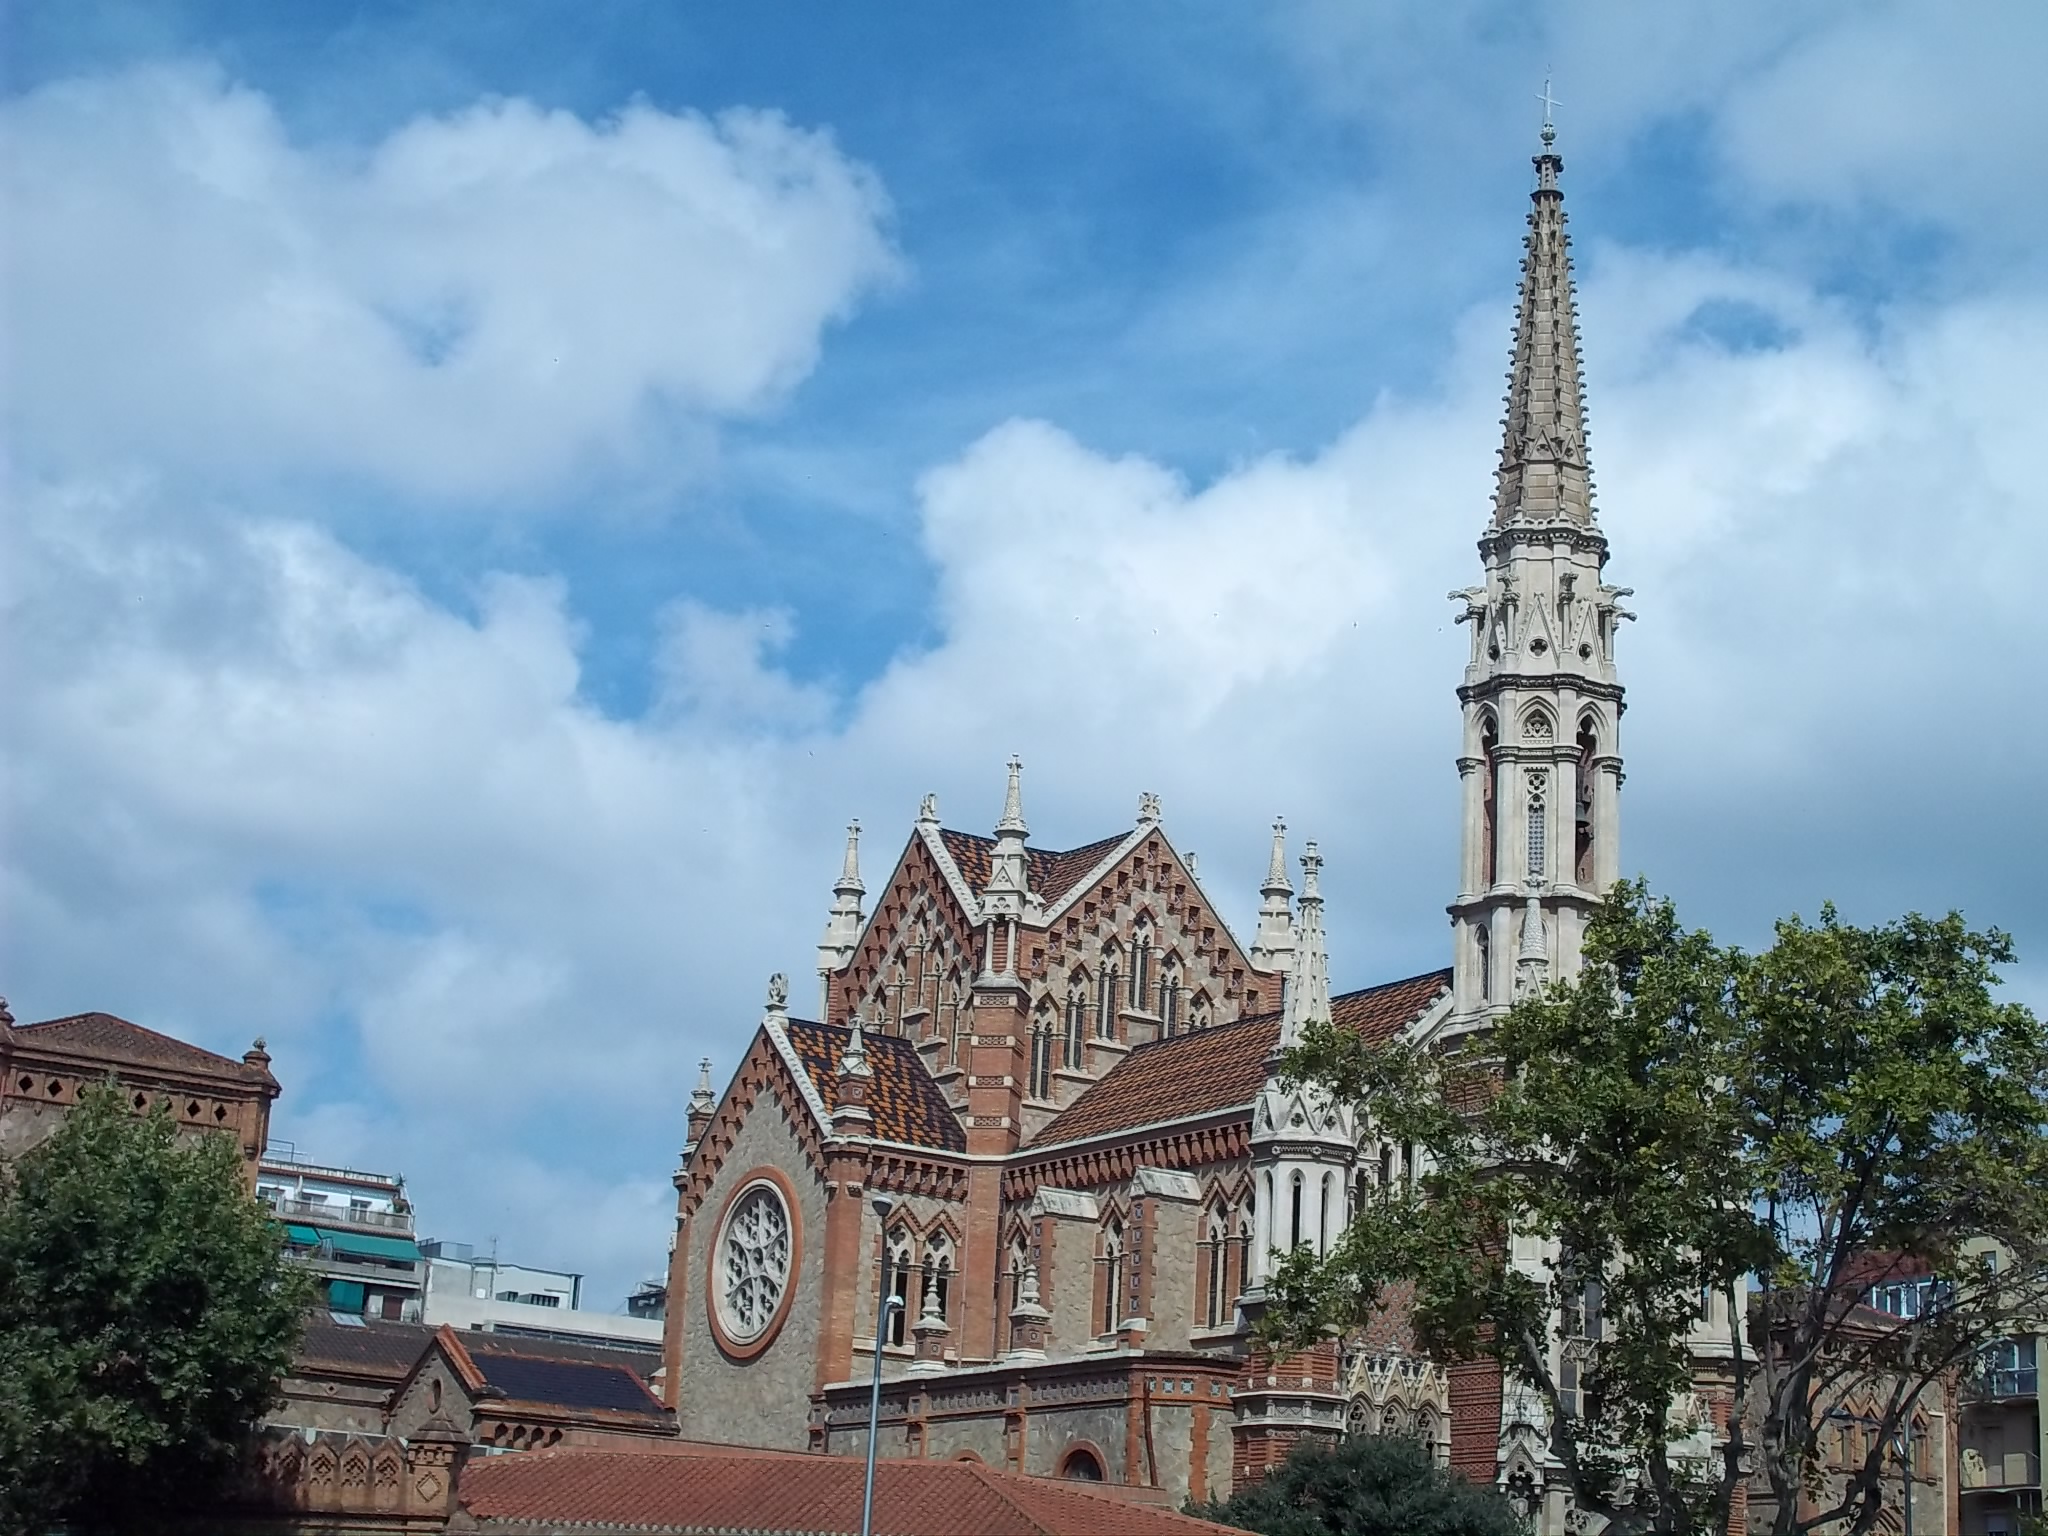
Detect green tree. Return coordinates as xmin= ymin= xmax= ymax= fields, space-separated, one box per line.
xmin=0 ymin=1080 xmax=312 ymax=1534
xmin=1189 ymin=1433 xmax=1523 ymax=1536
xmin=1261 ymin=882 xmax=2048 ymax=1536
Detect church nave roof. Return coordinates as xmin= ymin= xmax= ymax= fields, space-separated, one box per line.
xmin=1028 ymin=968 xmax=1452 ymax=1149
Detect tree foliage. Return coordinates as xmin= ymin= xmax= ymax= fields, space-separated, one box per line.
xmin=1188 ymin=1432 xmax=1523 ymax=1536
xmin=1259 ymin=881 xmax=2048 ymax=1536
xmin=0 ymin=1081 xmax=312 ymax=1534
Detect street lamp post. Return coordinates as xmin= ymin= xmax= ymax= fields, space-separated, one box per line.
xmin=863 ymin=1193 xmax=903 ymax=1536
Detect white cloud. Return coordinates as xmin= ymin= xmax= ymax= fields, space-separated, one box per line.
xmin=2 ymin=65 xmax=900 ymax=500
xmin=4 ymin=40 xmax=2043 ymax=1307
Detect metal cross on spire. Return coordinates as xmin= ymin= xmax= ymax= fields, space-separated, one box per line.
xmin=1537 ymin=75 xmax=1561 ymax=130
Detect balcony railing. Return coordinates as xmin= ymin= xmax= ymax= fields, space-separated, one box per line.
xmin=1966 ymin=1368 xmax=2040 ymax=1402
xmin=1960 ymin=1451 xmax=2040 ymax=1491
xmin=292 ymin=1253 xmax=424 ymax=1287
xmin=265 ymin=1196 xmax=415 ymax=1234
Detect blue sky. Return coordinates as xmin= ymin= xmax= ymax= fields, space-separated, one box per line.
xmin=5 ymin=1 xmax=2044 ymax=1305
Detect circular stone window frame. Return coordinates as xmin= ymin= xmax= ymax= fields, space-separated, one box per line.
xmin=705 ymin=1166 xmax=803 ymax=1361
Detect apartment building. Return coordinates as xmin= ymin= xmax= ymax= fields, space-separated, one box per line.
xmin=258 ymin=1144 xmax=424 ymax=1323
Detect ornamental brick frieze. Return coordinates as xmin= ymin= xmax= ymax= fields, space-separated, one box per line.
xmin=863 ymin=1151 xmax=970 ymax=1203
xmin=1001 ymin=1117 xmax=1251 ymax=1204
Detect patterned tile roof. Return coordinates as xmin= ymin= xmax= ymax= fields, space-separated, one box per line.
xmin=459 ymin=1446 xmax=1236 ymax=1534
xmin=1031 ymin=968 xmax=1452 ymax=1148
xmin=463 ymin=1329 xmax=661 ymax=1382
xmin=293 ymin=1315 xmax=435 ymax=1381
xmin=469 ymin=1353 xmax=667 ymax=1419
xmin=14 ymin=1011 xmax=270 ymax=1083
xmin=783 ymin=1018 xmax=966 ymax=1153
xmin=938 ymin=829 xmax=1131 ymax=906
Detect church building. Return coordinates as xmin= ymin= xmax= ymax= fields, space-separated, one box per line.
xmin=659 ymin=123 xmax=1739 ymax=1522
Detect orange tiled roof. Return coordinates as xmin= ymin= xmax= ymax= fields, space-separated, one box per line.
xmin=939 ymin=829 xmax=1130 ymax=907
xmin=459 ymin=1445 xmax=1236 ymax=1534
xmin=783 ymin=1018 xmax=966 ymax=1152
xmin=1031 ymin=968 xmax=1452 ymax=1148
xmin=14 ymin=1011 xmax=272 ymax=1084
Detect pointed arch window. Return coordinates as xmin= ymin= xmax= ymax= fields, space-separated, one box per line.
xmin=1481 ymin=716 xmax=1500 ymax=887
xmin=1476 ymin=924 xmax=1492 ymax=1004
xmin=1158 ymin=961 xmax=1181 ymax=1037
xmin=1575 ymin=721 xmax=1598 ymax=888
xmin=1129 ymin=925 xmax=1152 ymax=1009
xmin=1005 ymin=1229 xmax=1030 ymax=1325
xmin=1098 ymin=1219 xmax=1125 ymax=1336
xmin=1289 ymin=1172 xmax=1305 ymax=1250
xmin=882 ymin=1227 xmax=915 ymax=1348
xmin=947 ymin=983 xmax=970 ymax=1069
xmin=1526 ymin=769 xmax=1548 ymax=880
xmin=922 ymin=1230 xmax=953 ymax=1320
xmin=1063 ymin=980 xmax=1087 ymax=1069
xmin=1203 ymin=1210 xmax=1230 ymax=1327
xmin=1096 ymin=950 xmax=1120 ymax=1040
xmin=1029 ymin=1019 xmax=1054 ymax=1100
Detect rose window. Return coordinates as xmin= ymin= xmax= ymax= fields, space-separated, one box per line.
xmin=716 ymin=1182 xmax=792 ymax=1344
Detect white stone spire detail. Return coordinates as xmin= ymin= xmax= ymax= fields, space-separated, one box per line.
xmin=840 ymin=1015 xmax=872 ymax=1078
xmin=1249 ymin=817 xmax=1296 ymax=975
xmin=982 ymin=756 xmax=1031 ymax=921
xmin=688 ymin=1057 xmax=716 ymax=1117
xmin=816 ymin=821 xmax=866 ymax=1015
xmin=1278 ymin=841 xmax=1330 ymax=1050
xmin=1515 ymin=880 xmax=1551 ymax=999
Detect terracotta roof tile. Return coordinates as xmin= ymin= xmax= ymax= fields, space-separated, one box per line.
xmin=460 ymin=1446 xmax=1236 ymax=1534
xmin=784 ymin=1019 xmax=966 ymax=1152
xmin=1031 ymin=969 xmax=1452 ymax=1148
xmin=15 ymin=1012 xmax=267 ymax=1082
xmin=939 ymin=829 xmax=1130 ymax=907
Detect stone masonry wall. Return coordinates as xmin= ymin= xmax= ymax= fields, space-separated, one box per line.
xmin=675 ymin=1100 xmax=828 ymax=1449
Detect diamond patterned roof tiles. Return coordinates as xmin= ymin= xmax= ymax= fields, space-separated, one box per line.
xmin=459 ymin=1446 xmax=1236 ymax=1534
xmin=15 ymin=1011 xmax=268 ymax=1082
xmin=783 ymin=1018 xmax=966 ymax=1152
xmin=938 ymin=829 xmax=1130 ymax=907
xmin=1030 ymin=968 xmax=1451 ymax=1148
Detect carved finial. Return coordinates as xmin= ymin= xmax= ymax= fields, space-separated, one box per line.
xmin=1185 ymin=851 xmax=1198 ymax=876
xmin=1279 ymin=840 xmax=1331 ymax=1048
xmin=1137 ymin=791 xmax=1161 ymax=825
xmin=997 ymin=756 xmax=1026 ymax=835
xmin=243 ymin=1037 xmax=271 ymax=1069
xmin=837 ymin=821 xmax=864 ymax=893
xmin=766 ymin=973 xmax=790 ymax=1015
xmin=917 ymin=792 xmax=940 ymax=827
xmin=690 ymin=1057 xmax=716 ymax=1113
xmin=1263 ymin=819 xmax=1291 ymax=895
xmin=840 ymin=1016 xmax=872 ymax=1078
xmin=0 ymin=997 xmax=14 ymax=1027
xmin=1018 ymin=1264 xmax=1042 ymax=1308
xmin=1299 ymin=840 xmax=1323 ymax=902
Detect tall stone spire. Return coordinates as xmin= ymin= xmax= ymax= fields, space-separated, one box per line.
xmin=1277 ymin=841 xmax=1330 ymax=1050
xmin=1447 ymin=116 xmax=1627 ymax=1041
xmin=1249 ymin=818 xmax=1296 ymax=975
xmin=816 ymin=820 xmax=866 ymax=1016
xmin=1492 ymin=118 xmax=1595 ymax=530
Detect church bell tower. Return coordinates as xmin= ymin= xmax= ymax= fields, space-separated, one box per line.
xmin=1446 ymin=118 xmax=1631 ymax=1042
